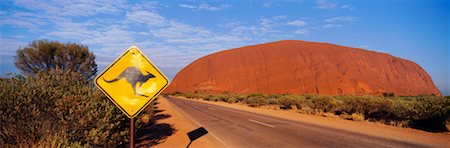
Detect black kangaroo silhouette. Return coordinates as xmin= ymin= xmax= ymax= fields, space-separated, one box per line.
xmin=103 ymin=66 xmax=156 ymax=97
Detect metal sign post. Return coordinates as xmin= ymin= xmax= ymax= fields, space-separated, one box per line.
xmin=130 ymin=118 xmax=135 ymax=148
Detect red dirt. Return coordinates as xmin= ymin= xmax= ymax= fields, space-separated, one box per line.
xmin=165 ymin=40 xmax=441 ymax=96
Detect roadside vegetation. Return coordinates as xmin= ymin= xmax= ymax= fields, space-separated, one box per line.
xmin=0 ymin=40 xmax=152 ymax=147
xmin=171 ymin=92 xmax=450 ymax=132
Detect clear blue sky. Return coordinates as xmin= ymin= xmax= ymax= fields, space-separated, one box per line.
xmin=1 ymin=0 xmax=448 ymax=95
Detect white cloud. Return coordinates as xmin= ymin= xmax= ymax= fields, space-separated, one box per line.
xmin=0 ymin=18 xmax=40 ymax=31
xmin=13 ymin=0 xmax=127 ymax=16
xmin=316 ymin=0 xmax=337 ymax=9
xmin=356 ymin=45 xmax=370 ymax=49
xmin=91 ymin=27 xmax=134 ymax=45
xmin=325 ymin=16 xmax=356 ymax=23
xmin=287 ymin=20 xmax=307 ymax=27
xmin=45 ymin=20 xmax=99 ymax=42
xmin=218 ymin=21 xmax=244 ymax=28
xmin=321 ymin=16 xmax=355 ymax=29
xmin=294 ymin=28 xmax=310 ymax=37
xmin=125 ymin=10 xmax=168 ymax=27
xmin=322 ymin=24 xmax=342 ymax=28
xmin=178 ymin=3 xmax=232 ymax=11
xmin=340 ymin=4 xmax=354 ymax=10
xmin=316 ymin=0 xmax=353 ymax=10
xmin=263 ymin=2 xmax=272 ymax=8
xmin=0 ymin=37 xmax=27 ymax=56
xmin=260 ymin=15 xmax=286 ymax=28
xmin=179 ymin=4 xmax=196 ymax=9
xmin=151 ymin=21 xmax=211 ymax=39
xmin=0 ymin=12 xmax=50 ymax=31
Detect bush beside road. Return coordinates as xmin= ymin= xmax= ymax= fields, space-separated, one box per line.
xmin=0 ymin=69 xmax=151 ymax=147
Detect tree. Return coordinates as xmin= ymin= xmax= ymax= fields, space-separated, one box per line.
xmin=14 ymin=39 xmax=97 ymax=80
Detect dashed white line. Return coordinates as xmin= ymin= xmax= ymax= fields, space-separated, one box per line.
xmin=248 ymin=119 xmax=276 ymax=128
xmin=208 ymin=107 xmax=216 ymax=110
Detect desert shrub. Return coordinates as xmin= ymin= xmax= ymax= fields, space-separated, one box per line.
xmin=183 ymin=93 xmax=195 ymax=99
xmin=14 ymin=39 xmax=97 ymax=80
xmin=276 ymin=95 xmax=297 ymax=110
xmin=391 ymin=96 xmax=449 ymax=131
xmin=244 ymin=94 xmax=268 ymax=107
xmin=340 ymin=96 xmax=365 ymax=114
xmin=340 ymin=96 xmax=392 ymax=120
xmin=235 ymin=94 xmax=247 ymax=102
xmin=304 ymin=94 xmax=318 ymax=100
xmin=364 ymin=97 xmax=393 ymax=120
xmin=340 ymin=95 xmax=449 ymax=130
xmin=227 ymin=97 xmax=238 ymax=104
xmin=268 ymin=97 xmax=278 ymax=105
xmin=291 ymin=95 xmax=306 ymax=110
xmin=0 ymin=69 xmax=131 ymax=147
xmin=383 ymin=92 xmax=395 ymax=97
xmin=217 ymin=95 xmax=229 ymax=102
xmin=203 ymin=95 xmax=214 ymax=101
xmin=309 ymin=96 xmax=339 ymax=113
xmin=171 ymin=91 xmax=183 ymax=96
xmin=267 ymin=94 xmax=282 ymax=100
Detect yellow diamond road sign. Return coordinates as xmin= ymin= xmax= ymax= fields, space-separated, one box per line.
xmin=95 ymin=46 xmax=169 ymax=118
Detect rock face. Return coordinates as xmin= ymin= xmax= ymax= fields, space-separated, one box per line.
xmin=165 ymin=40 xmax=441 ymax=96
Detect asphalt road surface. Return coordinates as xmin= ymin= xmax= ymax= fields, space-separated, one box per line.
xmin=165 ymin=96 xmax=428 ymax=148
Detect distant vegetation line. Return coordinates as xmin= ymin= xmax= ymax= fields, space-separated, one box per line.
xmin=171 ymin=92 xmax=450 ymax=132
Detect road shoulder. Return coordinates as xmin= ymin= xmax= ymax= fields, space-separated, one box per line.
xmin=152 ymin=96 xmax=223 ymax=148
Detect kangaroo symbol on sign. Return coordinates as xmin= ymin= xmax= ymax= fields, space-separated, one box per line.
xmin=103 ymin=66 xmax=156 ymax=97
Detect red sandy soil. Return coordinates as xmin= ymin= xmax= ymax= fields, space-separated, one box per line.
xmin=137 ymin=97 xmax=223 ymax=148
xmin=165 ymin=40 xmax=441 ymax=96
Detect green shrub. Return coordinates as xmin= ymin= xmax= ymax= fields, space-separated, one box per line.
xmin=364 ymin=97 xmax=392 ymax=120
xmin=217 ymin=95 xmax=229 ymax=102
xmin=276 ymin=95 xmax=296 ymax=110
xmin=235 ymin=95 xmax=247 ymax=102
xmin=244 ymin=94 xmax=268 ymax=107
xmin=0 ymin=69 xmax=131 ymax=146
xmin=292 ymin=95 xmax=306 ymax=110
xmin=268 ymin=98 xmax=278 ymax=105
xmin=227 ymin=97 xmax=238 ymax=104
xmin=383 ymin=92 xmax=395 ymax=97
xmin=310 ymin=96 xmax=339 ymax=113
xmin=203 ymin=95 xmax=214 ymax=101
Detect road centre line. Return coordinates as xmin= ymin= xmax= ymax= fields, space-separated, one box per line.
xmin=248 ymin=119 xmax=276 ymax=128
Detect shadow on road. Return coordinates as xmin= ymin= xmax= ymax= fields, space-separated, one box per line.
xmin=136 ymin=100 xmax=177 ymax=147
xmin=186 ymin=127 xmax=209 ymax=148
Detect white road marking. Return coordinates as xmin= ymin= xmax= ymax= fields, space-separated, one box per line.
xmin=208 ymin=107 xmax=216 ymax=110
xmin=248 ymin=119 xmax=276 ymax=128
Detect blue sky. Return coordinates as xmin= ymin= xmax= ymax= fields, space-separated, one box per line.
xmin=0 ymin=0 xmax=449 ymax=95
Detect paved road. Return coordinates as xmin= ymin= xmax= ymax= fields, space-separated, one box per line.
xmin=165 ymin=96 xmax=427 ymax=148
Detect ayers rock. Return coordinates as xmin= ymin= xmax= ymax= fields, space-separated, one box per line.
xmin=165 ymin=40 xmax=441 ymax=96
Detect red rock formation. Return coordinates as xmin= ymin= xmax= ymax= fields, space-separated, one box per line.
xmin=165 ymin=40 xmax=441 ymax=96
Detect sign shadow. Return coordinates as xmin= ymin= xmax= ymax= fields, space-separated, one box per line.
xmin=186 ymin=127 xmax=209 ymax=148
